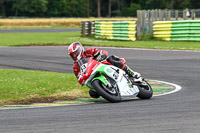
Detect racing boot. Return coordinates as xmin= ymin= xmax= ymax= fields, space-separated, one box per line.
xmin=123 ymin=65 xmax=141 ymax=79
xmin=107 ymin=55 xmax=141 ymax=79
xmin=89 ymin=89 xmax=100 ymax=99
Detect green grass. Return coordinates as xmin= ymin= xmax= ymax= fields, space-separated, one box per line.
xmin=0 ymin=31 xmax=200 ymax=50
xmin=0 ymin=69 xmax=89 ymax=106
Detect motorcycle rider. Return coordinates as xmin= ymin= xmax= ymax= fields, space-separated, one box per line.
xmin=68 ymin=42 xmax=141 ymax=98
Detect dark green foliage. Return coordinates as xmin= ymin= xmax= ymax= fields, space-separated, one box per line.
xmin=0 ymin=0 xmax=198 ymax=17
xmin=12 ymin=0 xmax=48 ymax=17
xmin=128 ymin=3 xmax=141 ymax=17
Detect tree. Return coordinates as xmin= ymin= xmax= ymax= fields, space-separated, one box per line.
xmin=111 ymin=0 xmax=121 ymax=16
xmin=87 ymin=0 xmax=90 ymax=17
xmin=12 ymin=0 xmax=26 ymax=16
xmin=121 ymin=3 xmax=141 ymax=17
xmin=47 ymin=0 xmax=71 ymax=17
xmin=129 ymin=3 xmax=141 ymax=16
xmin=191 ymin=0 xmax=200 ymax=8
xmin=173 ymin=0 xmax=191 ymax=9
xmin=108 ymin=0 xmax=111 ymax=17
xmin=0 ymin=0 xmax=6 ymax=17
xmin=117 ymin=0 xmax=120 ymax=12
xmin=70 ymin=0 xmax=87 ymax=17
xmin=12 ymin=0 xmax=48 ymax=17
xmin=97 ymin=0 xmax=101 ymax=17
xmin=0 ymin=0 xmax=13 ymax=17
xmin=1 ymin=0 xmax=199 ymax=18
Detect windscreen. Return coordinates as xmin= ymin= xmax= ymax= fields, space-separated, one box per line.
xmin=78 ymin=58 xmax=90 ymax=67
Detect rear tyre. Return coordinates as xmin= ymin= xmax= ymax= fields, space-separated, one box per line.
xmin=137 ymin=81 xmax=153 ymax=99
xmin=92 ymin=79 xmax=121 ymax=103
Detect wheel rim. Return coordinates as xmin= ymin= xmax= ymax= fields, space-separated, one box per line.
xmin=102 ymin=84 xmax=118 ymax=96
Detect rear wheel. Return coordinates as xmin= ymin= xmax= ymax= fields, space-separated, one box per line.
xmin=137 ymin=81 xmax=153 ymax=99
xmin=92 ymin=79 xmax=121 ymax=103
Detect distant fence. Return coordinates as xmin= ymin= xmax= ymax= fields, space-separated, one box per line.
xmin=137 ymin=9 xmax=200 ymax=40
xmin=81 ymin=9 xmax=200 ymax=41
xmin=95 ymin=21 xmax=136 ymax=41
xmin=153 ymin=20 xmax=200 ymax=41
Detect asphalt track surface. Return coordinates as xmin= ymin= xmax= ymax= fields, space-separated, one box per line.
xmin=0 ymin=46 xmax=200 ymax=133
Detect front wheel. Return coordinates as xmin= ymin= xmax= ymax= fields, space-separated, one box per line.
xmin=92 ymin=79 xmax=121 ymax=103
xmin=136 ymin=81 xmax=153 ymax=99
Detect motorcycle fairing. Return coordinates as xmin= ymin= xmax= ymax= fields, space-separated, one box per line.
xmin=85 ymin=63 xmax=139 ymax=97
xmin=102 ymin=66 xmax=139 ymax=97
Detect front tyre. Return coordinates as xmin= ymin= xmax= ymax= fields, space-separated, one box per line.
xmin=137 ymin=81 xmax=153 ymax=99
xmin=92 ymin=79 xmax=121 ymax=103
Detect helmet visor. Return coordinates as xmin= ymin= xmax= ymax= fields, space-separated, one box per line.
xmin=69 ymin=47 xmax=81 ymax=61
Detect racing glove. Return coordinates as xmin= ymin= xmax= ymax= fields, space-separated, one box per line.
xmin=96 ymin=54 xmax=107 ymax=62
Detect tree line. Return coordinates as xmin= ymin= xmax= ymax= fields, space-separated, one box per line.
xmin=0 ymin=0 xmax=199 ymax=18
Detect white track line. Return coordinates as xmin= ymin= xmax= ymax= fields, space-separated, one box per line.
xmin=151 ymin=79 xmax=182 ymax=97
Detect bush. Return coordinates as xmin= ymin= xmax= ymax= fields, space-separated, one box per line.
xmin=121 ymin=3 xmax=141 ymax=17
xmin=129 ymin=3 xmax=141 ymax=17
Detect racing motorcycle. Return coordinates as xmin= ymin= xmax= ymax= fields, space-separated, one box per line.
xmin=78 ymin=57 xmax=153 ymax=103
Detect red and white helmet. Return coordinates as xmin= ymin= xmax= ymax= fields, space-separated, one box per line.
xmin=68 ymin=42 xmax=84 ymax=62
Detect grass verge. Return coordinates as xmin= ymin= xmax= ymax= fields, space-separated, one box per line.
xmin=0 ymin=69 xmax=89 ymax=106
xmin=0 ymin=69 xmax=176 ymax=107
xmin=0 ymin=31 xmax=200 ymax=51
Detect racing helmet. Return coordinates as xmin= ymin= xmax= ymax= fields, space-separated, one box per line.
xmin=68 ymin=42 xmax=84 ymax=62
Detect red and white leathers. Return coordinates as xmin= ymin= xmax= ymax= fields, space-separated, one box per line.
xmin=68 ymin=42 xmax=140 ymax=98
xmin=72 ymin=48 xmax=108 ymax=79
xmin=68 ymin=42 xmax=140 ymax=87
